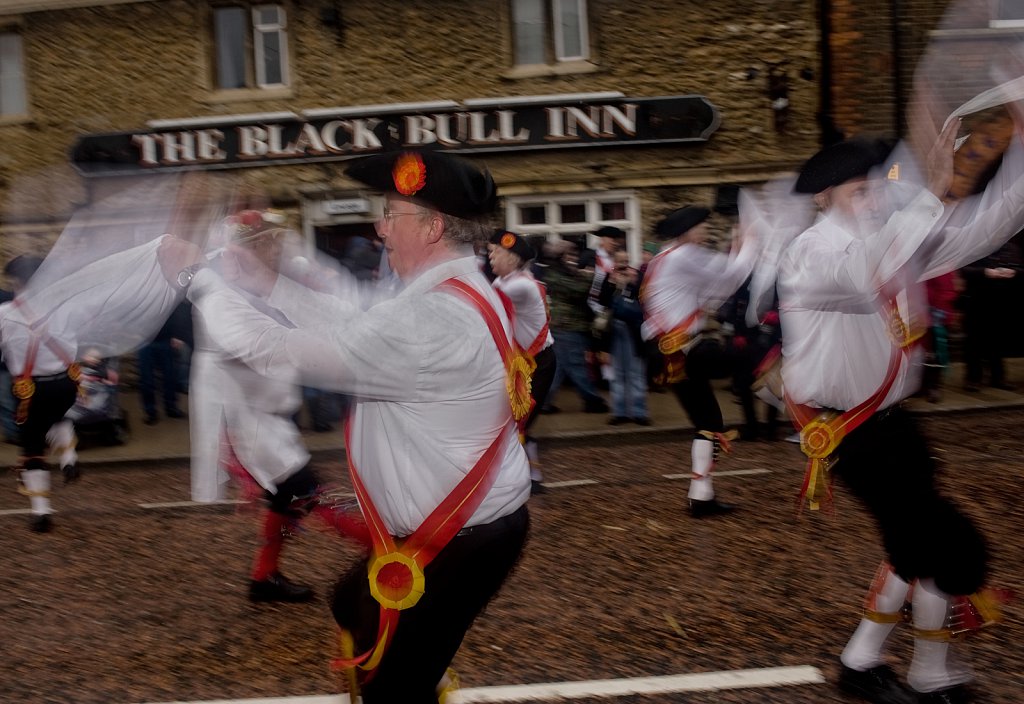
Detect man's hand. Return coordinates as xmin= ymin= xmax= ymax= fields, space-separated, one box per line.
xmin=926 ymin=117 xmax=960 ymax=199
xmin=157 ymin=236 xmax=204 ymax=286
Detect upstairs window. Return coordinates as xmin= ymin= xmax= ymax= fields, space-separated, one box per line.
xmin=0 ymin=31 xmax=28 ymax=116
xmin=991 ymin=0 xmax=1024 ymax=27
xmin=214 ymin=4 xmax=289 ymax=90
xmin=511 ymin=0 xmax=589 ymax=66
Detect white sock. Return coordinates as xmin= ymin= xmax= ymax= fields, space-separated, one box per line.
xmin=22 ymin=469 xmax=52 ymax=515
xmin=524 ymin=439 xmax=542 ymax=481
xmin=47 ymin=420 xmax=78 ymax=468
xmin=688 ymin=438 xmax=715 ymax=501
xmin=841 ymin=567 xmax=910 ymax=671
xmin=908 ymin=578 xmax=973 ymax=693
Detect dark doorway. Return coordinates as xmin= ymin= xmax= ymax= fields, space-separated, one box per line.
xmin=314 ymin=222 xmax=382 ymax=281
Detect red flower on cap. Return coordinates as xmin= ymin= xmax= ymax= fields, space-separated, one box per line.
xmin=392 ymin=153 xmax=427 ymax=196
xmin=500 ymin=233 xmax=516 ymax=249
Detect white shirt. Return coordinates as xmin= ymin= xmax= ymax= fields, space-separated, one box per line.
xmin=779 ymin=137 xmax=1024 ymax=411
xmin=189 ymin=254 xmax=530 ymax=537
xmin=492 ymin=271 xmax=553 ymax=352
xmin=641 ymin=240 xmax=756 ymax=340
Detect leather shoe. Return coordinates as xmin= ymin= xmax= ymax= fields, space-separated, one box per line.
xmin=30 ymin=514 xmax=53 ymax=533
xmin=689 ymin=498 xmax=736 ymax=518
xmin=249 ymin=572 xmax=315 ymax=603
xmin=632 ymin=417 xmax=652 ymax=426
xmin=837 ymin=663 xmax=917 ymax=704
xmin=608 ymin=416 xmax=630 ymax=426
xmin=62 ymin=463 xmax=81 ymax=484
xmin=917 ymin=685 xmax=972 ymax=704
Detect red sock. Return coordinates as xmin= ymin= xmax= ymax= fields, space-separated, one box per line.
xmin=251 ymin=511 xmax=289 ymax=581
xmin=312 ymin=504 xmax=372 ymax=549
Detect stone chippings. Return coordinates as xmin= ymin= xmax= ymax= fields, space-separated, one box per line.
xmin=0 ymin=411 xmax=1021 ymax=703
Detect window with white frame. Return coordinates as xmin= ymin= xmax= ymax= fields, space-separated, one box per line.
xmin=213 ymin=4 xmax=289 ymax=90
xmin=991 ymin=0 xmax=1024 ymax=26
xmin=0 ymin=31 xmax=28 ymax=117
xmin=511 ymin=0 xmax=589 ymax=66
xmin=505 ymin=191 xmax=641 ymax=262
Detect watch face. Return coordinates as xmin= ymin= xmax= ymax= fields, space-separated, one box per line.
xmin=176 ymin=269 xmax=192 ymax=288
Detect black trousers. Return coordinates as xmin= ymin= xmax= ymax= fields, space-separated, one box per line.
xmin=832 ymin=408 xmax=988 ymax=596
xmin=17 ymin=375 xmax=78 ymax=470
xmin=332 ymin=505 xmax=529 ymax=704
xmin=670 ymin=339 xmax=733 ymax=433
xmin=524 ymin=346 xmax=556 ymax=435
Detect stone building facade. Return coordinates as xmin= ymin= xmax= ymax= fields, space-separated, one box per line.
xmin=1 ymin=0 xmax=1014 ymax=269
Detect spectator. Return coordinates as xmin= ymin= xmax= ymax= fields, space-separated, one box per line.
xmin=138 ymin=300 xmax=192 ymax=425
xmin=599 ymin=250 xmax=649 ymax=425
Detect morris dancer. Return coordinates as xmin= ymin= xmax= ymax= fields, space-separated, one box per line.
xmin=159 ymin=150 xmax=530 ymax=704
xmin=778 ymin=117 xmax=1022 ymax=703
xmin=640 ymin=206 xmax=757 ymax=517
xmin=488 ymin=229 xmax=556 ymax=495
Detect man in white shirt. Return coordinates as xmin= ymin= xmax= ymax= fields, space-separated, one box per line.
xmin=779 ymin=117 xmax=1022 ymax=704
xmin=159 ymin=150 xmax=530 ymax=704
xmin=641 ymin=206 xmax=757 ymax=517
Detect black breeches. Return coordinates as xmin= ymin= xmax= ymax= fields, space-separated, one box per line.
xmin=332 ymin=505 xmax=529 ymax=704
xmin=670 ymin=339 xmax=732 ymax=433
xmin=17 ymin=376 xmax=78 ymax=470
xmin=267 ymin=463 xmax=321 ymax=515
xmin=832 ymin=408 xmax=988 ymax=596
xmin=524 ymin=346 xmax=556 ymax=435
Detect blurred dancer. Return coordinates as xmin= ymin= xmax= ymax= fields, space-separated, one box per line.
xmin=160 ymin=150 xmax=530 ymax=703
xmin=779 ymin=116 xmax=1024 ymax=703
xmin=641 ymin=207 xmax=756 ymax=517
xmin=0 ymin=255 xmax=79 ymax=532
xmin=488 ymin=229 xmax=557 ymax=494
xmin=188 ymin=209 xmax=369 ymax=603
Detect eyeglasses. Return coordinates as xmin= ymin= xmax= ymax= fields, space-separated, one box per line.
xmin=381 ymin=207 xmax=423 ymax=223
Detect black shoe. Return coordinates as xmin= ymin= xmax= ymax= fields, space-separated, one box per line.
xmin=916 ymin=684 xmax=972 ymax=704
xmin=62 ymin=463 xmax=81 ymax=484
xmin=837 ymin=663 xmax=918 ymax=704
xmin=249 ymin=572 xmax=315 ymax=603
xmin=689 ymin=498 xmax=736 ymax=518
xmin=530 ymin=480 xmax=547 ymax=495
xmin=632 ymin=417 xmax=652 ymax=426
xmin=584 ymin=400 xmax=609 ymax=414
xmin=166 ymin=408 xmax=186 ymax=419
xmin=143 ymin=414 xmax=158 ymax=426
xmin=30 ymin=514 xmax=53 ymax=533
xmin=608 ymin=416 xmax=630 ymax=426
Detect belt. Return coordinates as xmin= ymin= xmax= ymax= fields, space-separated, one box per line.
xmin=32 ymin=370 xmax=69 ymax=383
xmin=455 ymin=504 xmax=528 ymax=537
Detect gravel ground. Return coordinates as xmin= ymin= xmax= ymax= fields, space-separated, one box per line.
xmin=1 ymin=410 xmax=1021 ymax=704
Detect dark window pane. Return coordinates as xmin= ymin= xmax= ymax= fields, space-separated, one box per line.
xmin=215 ymin=7 xmax=248 ymax=89
xmin=518 ymin=204 xmax=547 ymax=225
xmin=600 ymin=201 xmax=626 ymax=220
xmin=559 ymin=203 xmax=586 ymax=223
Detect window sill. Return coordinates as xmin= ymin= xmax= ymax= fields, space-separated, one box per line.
xmin=501 ymin=60 xmax=599 ymax=80
xmin=201 ymin=86 xmax=294 ymax=105
xmin=0 ymin=113 xmax=32 ymax=127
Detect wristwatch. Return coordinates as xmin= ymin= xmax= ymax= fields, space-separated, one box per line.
xmin=176 ymin=262 xmax=206 ymax=290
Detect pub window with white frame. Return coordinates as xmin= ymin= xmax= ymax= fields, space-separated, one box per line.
xmin=0 ymin=31 xmax=28 ymax=117
xmin=505 ymin=192 xmax=640 ymax=262
xmin=213 ymin=4 xmax=289 ymax=90
xmin=511 ymin=0 xmax=590 ymax=66
xmin=991 ymin=0 xmax=1024 ymax=26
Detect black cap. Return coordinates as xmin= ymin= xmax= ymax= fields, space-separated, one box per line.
xmin=490 ymin=229 xmax=536 ymax=263
xmin=654 ymin=206 xmax=711 ymax=240
xmin=346 ymin=150 xmax=497 ymax=219
xmin=594 ymin=225 xmax=626 ymax=241
xmin=794 ymin=138 xmax=894 ymax=194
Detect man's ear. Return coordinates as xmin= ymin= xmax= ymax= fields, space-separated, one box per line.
xmin=424 ymin=212 xmax=445 ymax=245
xmin=813 ymin=188 xmax=832 ymax=211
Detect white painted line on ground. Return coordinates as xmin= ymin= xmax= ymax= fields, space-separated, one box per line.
xmin=133 ymin=665 xmax=825 ymax=704
xmin=0 ymin=508 xmax=47 ymax=516
xmin=662 ymin=468 xmax=772 ymax=480
xmin=138 ymin=499 xmax=250 ymax=509
xmin=541 ymin=478 xmax=599 ymax=488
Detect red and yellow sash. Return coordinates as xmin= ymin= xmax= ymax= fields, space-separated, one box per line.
xmin=333 ymin=277 xmax=521 ymax=682
xmin=11 ymin=299 xmax=81 ymax=425
xmin=786 ymin=297 xmax=924 ymax=511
